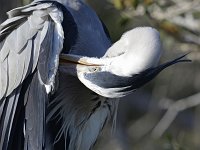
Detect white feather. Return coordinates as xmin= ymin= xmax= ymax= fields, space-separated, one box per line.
xmin=106 ymin=27 xmax=162 ymax=76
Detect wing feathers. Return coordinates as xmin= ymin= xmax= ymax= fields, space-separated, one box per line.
xmin=0 ymin=87 xmax=21 ymax=150
xmin=0 ymin=58 xmax=8 ymax=98
xmin=1 ymin=40 xmax=10 ymax=62
xmin=13 ymin=41 xmax=32 ymax=91
xmin=0 ymin=1 xmax=64 ymax=99
xmin=7 ymin=48 xmax=19 ymax=95
xmin=6 ymin=3 xmax=37 ymax=18
xmin=0 ymin=16 xmax=26 ymax=33
xmin=38 ymin=21 xmax=54 ymax=84
xmin=22 ymin=3 xmax=52 ymax=13
xmin=24 ymin=71 xmax=47 ymax=150
xmin=0 ymin=1 xmax=65 ymax=149
xmin=0 ymin=17 xmax=27 ymax=42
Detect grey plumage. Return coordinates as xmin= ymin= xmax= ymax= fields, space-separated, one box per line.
xmin=0 ymin=0 xmax=190 ymax=150
xmin=0 ymin=1 xmax=64 ymax=149
xmin=0 ymin=1 xmax=64 ymax=98
xmin=47 ymin=72 xmax=118 ymax=149
xmin=24 ymin=71 xmax=47 ymax=150
xmin=0 ymin=87 xmax=21 ymax=150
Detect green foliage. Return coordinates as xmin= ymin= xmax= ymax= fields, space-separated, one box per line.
xmin=21 ymin=0 xmax=31 ymax=5
xmin=112 ymin=0 xmax=140 ymax=10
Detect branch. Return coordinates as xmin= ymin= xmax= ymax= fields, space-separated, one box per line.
xmin=151 ymin=93 xmax=200 ymax=138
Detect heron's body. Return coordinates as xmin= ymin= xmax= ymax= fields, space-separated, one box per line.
xmin=0 ymin=0 xmax=189 ymax=150
xmin=0 ymin=1 xmax=116 ymax=149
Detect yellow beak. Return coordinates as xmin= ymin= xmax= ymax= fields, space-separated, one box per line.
xmin=59 ymin=54 xmax=103 ymax=66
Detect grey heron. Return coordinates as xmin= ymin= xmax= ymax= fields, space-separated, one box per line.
xmin=0 ymin=0 xmax=190 ymax=149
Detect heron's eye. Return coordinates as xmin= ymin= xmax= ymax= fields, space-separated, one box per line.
xmin=90 ymin=67 xmax=101 ymax=72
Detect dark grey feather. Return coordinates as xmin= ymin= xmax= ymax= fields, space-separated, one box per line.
xmin=24 ymin=71 xmax=47 ymax=150
xmin=0 ymin=87 xmax=21 ymax=150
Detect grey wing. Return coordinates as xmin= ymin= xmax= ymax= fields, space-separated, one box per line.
xmin=0 ymin=1 xmax=64 ymax=149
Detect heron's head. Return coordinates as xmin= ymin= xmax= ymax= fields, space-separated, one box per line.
xmin=60 ymin=27 xmax=190 ymax=98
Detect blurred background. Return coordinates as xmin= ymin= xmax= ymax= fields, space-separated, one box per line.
xmin=0 ymin=0 xmax=200 ymax=149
